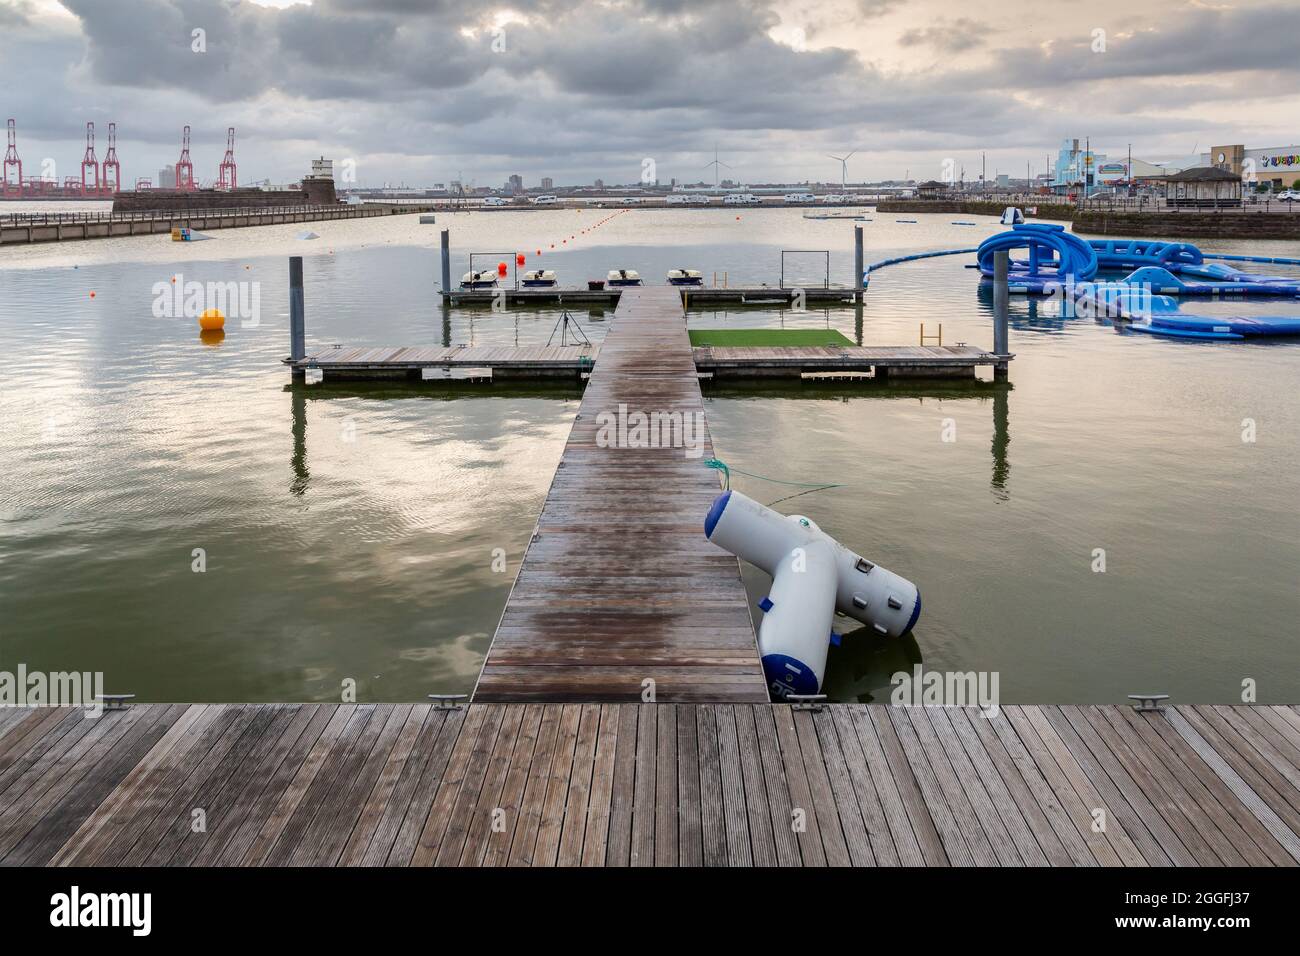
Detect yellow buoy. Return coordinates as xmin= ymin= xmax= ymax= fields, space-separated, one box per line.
xmin=199 ymin=308 xmax=225 ymax=331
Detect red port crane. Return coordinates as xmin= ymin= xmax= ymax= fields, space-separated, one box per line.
xmin=217 ymin=126 xmax=237 ymax=190
xmin=81 ymin=121 xmax=100 ymax=195
xmin=175 ymin=124 xmax=194 ymax=190
xmin=3 ymin=119 xmax=21 ymax=198
xmin=101 ymin=121 xmax=121 ymax=196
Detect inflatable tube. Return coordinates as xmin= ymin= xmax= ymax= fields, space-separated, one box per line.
xmin=1128 ymin=323 xmax=1243 ymax=341
xmin=705 ymin=489 xmax=921 ymax=698
xmin=1088 ymin=238 xmax=1203 ymax=271
xmin=977 ymin=223 xmax=1098 ymax=283
xmin=1123 ymin=265 xmax=1300 ymax=296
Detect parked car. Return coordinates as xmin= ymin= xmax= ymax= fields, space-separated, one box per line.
xmin=1277 ymin=190 xmax=1300 ymax=202
xmin=482 ymin=196 xmax=509 ymax=206
xmin=530 ymin=194 xmax=559 ymax=205
xmin=783 ymin=192 xmax=817 ymax=203
xmin=723 ymin=193 xmax=760 ymax=205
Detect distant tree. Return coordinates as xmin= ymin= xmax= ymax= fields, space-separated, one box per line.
xmin=1293 ymin=178 xmax=1300 ymax=190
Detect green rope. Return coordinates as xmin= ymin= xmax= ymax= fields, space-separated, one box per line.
xmin=704 ymin=457 xmax=844 ymax=494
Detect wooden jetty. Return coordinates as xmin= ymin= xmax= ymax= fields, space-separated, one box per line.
xmin=290 ymin=343 xmax=1004 ymax=382
xmin=0 ymin=202 xmax=437 ymax=246
xmin=474 ymin=286 xmax=768 ymax=703
xmin=2 ymin=702 xmax=1297 ymax=867
xmin=443 ymin=286 xmax=861 ymax=306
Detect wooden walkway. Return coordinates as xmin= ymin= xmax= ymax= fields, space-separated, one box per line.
xmin=695 ymin=344 xmax=1003 ymax=378
xmin=2 ymin=703 xmax=1297 ymax=867
xmin=289 ymin=343 xmax=1002 ymax=382
xmin=474 ymin=286 xmax=767 ymax=702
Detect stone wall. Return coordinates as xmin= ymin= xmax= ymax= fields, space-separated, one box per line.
xmin=1073 ymin=212 xmax=1300 ymax=239
xmin=111 ymin=187 xmax=322 ymax=213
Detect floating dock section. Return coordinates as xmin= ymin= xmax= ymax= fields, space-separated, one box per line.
xmin=473 ymin=286 xmax=768 ymax=703
xmin=4 ymin=702 xmax=1298 ymax=867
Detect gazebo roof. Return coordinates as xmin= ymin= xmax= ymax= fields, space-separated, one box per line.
xmin=1165 ymin=166 xmax=1240 ymax=182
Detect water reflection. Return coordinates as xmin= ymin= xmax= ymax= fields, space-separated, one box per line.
xmin=822 ymin=627 xmax=923 ymax=704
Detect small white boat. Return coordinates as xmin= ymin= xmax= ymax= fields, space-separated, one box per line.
xmin=607 ymin=269 xmax=643 ymax=287
xmin=460 ymin=269 xmax=498 ymax=289
xmin=667 ymin=268 xmax=703 ymax=286
xmin=521 ymin=269 xmax=558 ymax=288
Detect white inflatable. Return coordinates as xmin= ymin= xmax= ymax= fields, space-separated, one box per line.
xmin=1000 ymin=206 xmax=1025 ymax=225
xmin=705 ymin=489 xmax=921 ymax=699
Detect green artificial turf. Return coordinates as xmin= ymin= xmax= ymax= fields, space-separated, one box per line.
xmin=687 ymin=328 xmax=854 ymax=347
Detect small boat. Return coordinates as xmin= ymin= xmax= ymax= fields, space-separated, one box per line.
xmin=607 ymin=269 xmax=643 ymax=287
xmin=419 ymin=214 xmax=437 ymax=224
xmin=460 ymin=269 xmax=498 ymax=289
xmin=667 ymin=268 xmax=703 ymax=286
xmin=521 ymin=269 xmax=557 ymax=288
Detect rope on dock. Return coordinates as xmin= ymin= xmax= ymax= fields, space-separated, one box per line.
xmin=705 ymin=457 xmax=844 ymax=506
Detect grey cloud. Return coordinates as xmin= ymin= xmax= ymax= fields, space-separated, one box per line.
xmin=898 ymin=19 xmax=992 ymax=53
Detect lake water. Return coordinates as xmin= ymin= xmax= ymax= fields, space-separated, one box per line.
xmin=2 ymin=206 xmax=1298 ymax=704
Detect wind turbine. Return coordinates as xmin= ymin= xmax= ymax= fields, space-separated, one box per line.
xmin=704 ymin=145 xmax=732 ymax=187
xmin=828 ymin=150 xmax=856 ymax=187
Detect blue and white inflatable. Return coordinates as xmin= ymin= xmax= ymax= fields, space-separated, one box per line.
xmin=704 ymin=489 xmax=921 ymax=700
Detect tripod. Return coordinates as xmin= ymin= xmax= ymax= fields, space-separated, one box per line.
xmin=546 ymin=309 xmax=592 ymax=348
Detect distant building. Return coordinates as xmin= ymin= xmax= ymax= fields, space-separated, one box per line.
xmin=996 ymin=174 xmax=1009 ymax=188
xmin=158 ymin=164 xmax=175 ymax=189
xmin=311 ymin=157 xmax=334 ymax=180
xmin=1204 ymin=143 xmax=1300 ymax=190
xmin=508 ymin=174 xmax=523 ymax=193
xmin=1161 ymin=166 xmax=1242 ymax=207
xmin=915 ymin=180 xmax=948 ymax=198
xmin=594 ymin=178 xmax=604 ymax=189
xmin=541 ymin=177 xmax=553 ymax=190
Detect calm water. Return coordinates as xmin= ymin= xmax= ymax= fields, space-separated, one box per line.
xmin=2 ymin=208 xmax=1298 ymax=703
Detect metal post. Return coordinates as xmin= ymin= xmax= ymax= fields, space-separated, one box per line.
xmin=289 ymin=256 xmax=305 ymax=377
xmin=440 ymin=228 xmax=451 ymax=295
xmin=993 ymin=249 xmax=1009 ymax=381
xmin=854 ymin=225 xmax=864 ymax=301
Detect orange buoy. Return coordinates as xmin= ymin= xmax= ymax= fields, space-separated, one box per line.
xmin=199 ymin=308 xmax=225 ymax=331
xmin=497 ymin=261 xmax=508 ymax=277
xmin=516 ymin=252 xmax=526 ymax=266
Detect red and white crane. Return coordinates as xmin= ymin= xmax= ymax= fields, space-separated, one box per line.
xmin=80 ymin=121 xmax=100 ymax=195
xmin=101 ymin=121 xmax=121 ymax=196
xmin=2 ymin=118 xmax=21 ymax=198
xmin=175 ymin=124 xmax=195 ymax=190
xmin=217 ymin=126 xmax=237 ymax=190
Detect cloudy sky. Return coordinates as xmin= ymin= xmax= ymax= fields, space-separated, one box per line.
xmin=2 ymin=0 xmax=1298 ymax=189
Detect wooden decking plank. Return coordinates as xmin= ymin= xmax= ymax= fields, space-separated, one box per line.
xmin=603 ymin=704 xmax=639 ymax=867
xmin=715 ymin=704 xmax=754 ymax=866
xmin=824 ymin=706 xmax=899 ymax=866
xmin=4 ymin=704 xmax=186 ymax=867
xmin=581 ymin=704 xmax=621 ymax=867
xmin=242 ymin=704 xmax=361 ymax=866
xmin=556 ymin=704 xmax=601 ymax=866
xmin=428 ymin=704 xmax=508 ymax=866
xmin=506 ymin=704 xmax=562 ymax=867
xmin=308 ymin=704 xmax=415 ymax=867
xmin=1169 ymin=706 xmax=1300 ymax=861
xmin=534 ymin=703 xmax=582 ymax=866
xmin=653 ymin=704 xmax=679 ymax=867
xmin=733 ymin=705 xmax=779 ymax=867
xmin=629 ymin=703 xmax=657 ymax=866
xmin=168 ymin=704 xmax=303 ymax=867
xmin=675 ymin=704 xmax=703 ymax=867
xmin=929 ymin=707 xmax=1034 ymax=865
xmin=924 ymin=707 xmax=1024 ymax=866
xmin=1008 ymin=705 xmax=1146 ymax=866
xmin=217 ymin=703 xmax=338 ymax=867
xmin=1209 ymin=706 xmax=1300 ymax=792
xmin=987 ymin=709 xmax=1110 ymax=866
xmin=338 ymin=704 xmax=432 ymax=867
xmin=696 ymin=704 xmax=729 ymax=867
xmin=851 ymin=706 xmax=935 ymax=866
xmin=1096 ymin=706 xmax=1249 ymax=867
xmin=810 ymin=708 xmax=875 ymax=866
xmin=0 ymin=709 xmax=86 ymax=807
xmin=883 ymin=706 xmax=971 ymax=866
xmin=135 ymin=704 xmax=278 ymax=867
xmin=1072 ymin=706 xmax=1218 ymax=866
xmin=952 ymin=708 xmax=1066 ymax=866
xmin=752 ymin=706 xmax=802 ymax=867
xmin=264 ymin=703 xmax=381 ymax=867
xmin=384 ymin=706 xmax=471 ymax=867
xmin=481 ymin=704 xmax=544 ymax=867
xmin=793 ymin=708 xmax=853 ymax=866
xmin=458 ymin=704 xmax=528 ymax=867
